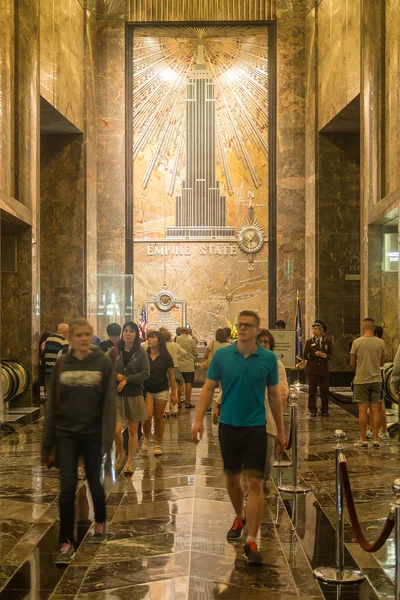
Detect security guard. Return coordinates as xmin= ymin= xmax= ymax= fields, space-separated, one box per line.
xmin=304 ymin=320 xmax=332 ymax=416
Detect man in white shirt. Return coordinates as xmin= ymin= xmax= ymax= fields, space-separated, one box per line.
xmin=350 ymin=318 xmax=386 ymax=448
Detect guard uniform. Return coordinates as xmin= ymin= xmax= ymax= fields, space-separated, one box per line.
xmin=304 ymin=320 xmax=333 ymax=415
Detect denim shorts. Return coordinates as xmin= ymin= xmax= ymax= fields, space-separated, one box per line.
xmin=353 ymin=382 xmax=381 ymax=403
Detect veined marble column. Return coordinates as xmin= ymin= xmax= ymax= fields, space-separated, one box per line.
xmin=0 ymin=0 xmax=15 ymax=197
xmin=305 ymin=1 xmax=317 ymax=336
xmin=360 ymin=0 xmax=383 ymax=319
xmin=385 ymin=0 xmax=400 ymax=196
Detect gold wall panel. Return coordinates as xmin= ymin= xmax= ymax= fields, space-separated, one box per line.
xmin=128 ymin=0 xmax=275 ymax=22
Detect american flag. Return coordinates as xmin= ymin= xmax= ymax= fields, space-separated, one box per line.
xmin=139 ymin=303 xmax=148 ymax=339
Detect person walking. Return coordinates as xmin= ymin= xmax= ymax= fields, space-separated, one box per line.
xmin=256 ymin=329 xmax=289 ymax=495
xmin=110 ymin=321 xmax=150 ymax=474
xmin=350 ymin=318 xmax=386 ymax=448
xmin=176 ymin=327 xmax=198 ymax=408
xmin=142 ymin=331 xmax=178 ymax=457
xmin=41 ymin=318 xmax=116 ymax=565
xmin=99 ymin=323 xmax=121 ymax=353
xmin=192 ymin=310 xmax=285 ymax=565
xmin=159 ymin=327 xmax=186 ymax=417
xmin=304 ymin=320 xmax=332 ymax=417
xmin=43 ymin=323 xmax=70 ymax=402
xmin=366 ymin=326 xmax=390 ymax=442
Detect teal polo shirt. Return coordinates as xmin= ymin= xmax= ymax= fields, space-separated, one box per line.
xmin=207 ymin=342 xmax=279 ymax=427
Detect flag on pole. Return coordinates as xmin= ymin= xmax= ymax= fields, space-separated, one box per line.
xmin=294 ymin=291 xmax=303 ymax=367
xmin=139 ymin=303 xmax=148 ymax=339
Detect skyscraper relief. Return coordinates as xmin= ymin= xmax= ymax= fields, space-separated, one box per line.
xmin=166 ymin=43 xmax=235 ymax=239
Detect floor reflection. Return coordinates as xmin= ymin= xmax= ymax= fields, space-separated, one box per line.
xmin=0 ymin=389 xmax=396 ymax=598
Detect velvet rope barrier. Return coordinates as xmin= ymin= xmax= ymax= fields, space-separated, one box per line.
xmin=339 ymin=459 xmax=395 ymax=552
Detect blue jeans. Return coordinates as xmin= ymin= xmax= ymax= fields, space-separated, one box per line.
xmin=57 ymin=436 xmax=106 ymax=544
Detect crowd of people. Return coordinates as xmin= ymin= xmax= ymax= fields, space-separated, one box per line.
xmin=39 ymin=312 xmax=399 ymax=567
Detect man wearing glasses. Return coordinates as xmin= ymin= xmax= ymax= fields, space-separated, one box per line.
xmin=192 ymin=310 xmax=285 ymax=565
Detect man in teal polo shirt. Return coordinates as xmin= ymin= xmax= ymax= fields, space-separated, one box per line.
xmin=192 ymin=310 xmax=285 ymax=565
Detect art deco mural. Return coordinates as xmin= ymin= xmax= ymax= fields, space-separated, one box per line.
xmin=131 ymin=25 xmax=272 ymax=342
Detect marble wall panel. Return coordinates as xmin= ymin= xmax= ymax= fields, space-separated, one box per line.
xmin=40 ymin=135 xmax=85 ymax=330
xmin=0 ymin=0 xmax=15 ymax=198
xmin=276 ymin=0 xmax=307 ymax=327
xmin=40 ymin=0 xmax=84 ymax=132
xmin=95 ymin=20 xmax=125 ymax=275
xmin=317 ymin=0 xmax=360 ymax=130
xmin=318 ymin=132 xmax=360 ymax=371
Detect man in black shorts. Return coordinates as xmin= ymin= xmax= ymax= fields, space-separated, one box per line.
xmin=192 ymin=310 xmax=285 ymax=565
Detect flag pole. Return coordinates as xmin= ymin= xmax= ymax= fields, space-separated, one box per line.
xmin=294 ymin=290 xmax=302 ymax=388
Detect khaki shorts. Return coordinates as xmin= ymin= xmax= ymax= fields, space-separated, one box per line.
xmin=145 ymin=390 xmax=170 ymax=403
xmin=353 ymin=382 xmax=381 ymax=403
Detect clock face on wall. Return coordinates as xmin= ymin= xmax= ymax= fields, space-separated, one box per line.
xmin=238 ymin=222 xmax=265 ymax=254
xmin=153 ymin=287 xmax=176 ymax=312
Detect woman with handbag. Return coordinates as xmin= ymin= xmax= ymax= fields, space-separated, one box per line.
xmin=141 ymin=330 xmax=178 ymax=457
xmin=110 ymin=321 xmax=150 ymax=474
xmin=41 ymin=318 xmax=116 ymax=566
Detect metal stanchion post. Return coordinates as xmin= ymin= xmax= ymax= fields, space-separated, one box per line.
xmin=314 ymin=430 xmax=364 ymax=584
xmin=393 ymin=479 xmax=400 ymax=600
xmin=278 ymin=398 xmax=311 ymax=494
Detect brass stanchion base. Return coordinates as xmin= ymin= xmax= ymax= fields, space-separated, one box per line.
xmin=313 ymin=566 xmax=365 ymax=584
xmin=278 ymin=483 xmax=311 ymax=494
xmin=273 ymin=460 xmax=292 ymax=468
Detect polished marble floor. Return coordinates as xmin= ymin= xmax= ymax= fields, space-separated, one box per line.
xmin=0 ymin=389 xmax=397 ymax=599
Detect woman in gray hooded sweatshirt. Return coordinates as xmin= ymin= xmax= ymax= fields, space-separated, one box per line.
xmin=42 ymin=318 xmax=116 ymax=566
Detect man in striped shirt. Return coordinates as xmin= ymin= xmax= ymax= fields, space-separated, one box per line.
xmin=43 ymin=323 xmax=69 ymax=399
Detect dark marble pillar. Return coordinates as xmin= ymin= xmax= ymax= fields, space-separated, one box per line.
xmin=40 ymin=135 xmax=85 ymax=331
xmin=318 ymin=133 xmax=360 ymax=371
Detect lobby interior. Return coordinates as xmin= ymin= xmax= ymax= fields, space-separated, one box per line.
xmin=1 ymin=0 xmax=400 ymax=598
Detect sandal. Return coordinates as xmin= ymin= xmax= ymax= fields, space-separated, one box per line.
xmin=185 ymin=403 xmax=195 ymax=409
xmin=154 ymin=446 xmax=162 ymax=457
xmin=123 ymin=463 xmax=134 ymax=474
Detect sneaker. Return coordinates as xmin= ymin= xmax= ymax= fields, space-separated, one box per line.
xmin=366 ymin=429 xmax=373 ymax=440
xmin=55 ymin=541 xmax=75 ymax=565
xmin=353 ymin=440 xmax=368 ymax=449
xmin=141 ymin=437 xmax=149 ymax=454
xmin=379 ymin=431 xmax=390 ymax=441
xmin=244 ymin=541 xmax=263 ymax=565
xmin=308 ymin=411 xmax=317 ymax=417
xmin=227 ymin=517 xmax=246 ymax=541
xmin=373 ymin=441 xmax=380 ymax=449
xmin=90 ymin=522 xmax=107 ymax=543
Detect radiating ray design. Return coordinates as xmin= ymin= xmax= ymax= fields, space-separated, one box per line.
xmin=133 ymin=26 xmax=268 ymax=196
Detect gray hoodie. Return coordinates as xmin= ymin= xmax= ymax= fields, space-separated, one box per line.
xmin=42 ymin=347 xmax=116 ymax=453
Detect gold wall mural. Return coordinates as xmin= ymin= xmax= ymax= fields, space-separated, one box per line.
xmin=132 ymin=24 xmax=271 ymax=344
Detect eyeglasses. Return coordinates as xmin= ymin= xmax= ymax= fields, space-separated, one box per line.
xmin=237 ymin=322 xmax=257 ymax=329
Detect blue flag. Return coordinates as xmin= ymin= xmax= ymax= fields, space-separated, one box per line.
xmin=294 ymin=294 xmax=303 ymax=367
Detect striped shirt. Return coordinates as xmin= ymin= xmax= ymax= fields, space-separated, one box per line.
xmin=44 ymin=334 xmax=69 ymax=376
